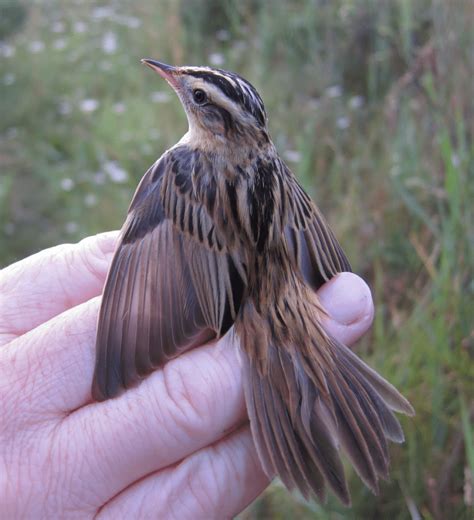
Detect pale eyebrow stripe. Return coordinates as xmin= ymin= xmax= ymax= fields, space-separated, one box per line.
xmin=185 ymin=68 xmax=266 ymax=125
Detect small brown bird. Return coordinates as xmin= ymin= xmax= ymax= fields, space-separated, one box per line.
xmin=92 ymin=60 xmax=414 ymax=505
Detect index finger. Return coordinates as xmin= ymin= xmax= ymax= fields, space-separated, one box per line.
xmin=0 ymin=231 xmax=118 ymax=346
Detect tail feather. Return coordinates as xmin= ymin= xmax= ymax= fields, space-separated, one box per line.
xmin=328 ymin=370 xmax=385 ymax=493
xmin=239 ymin=305 xmax=414 ymax=505
xmin=263 ymin=377 xmax=327 ymax=500
xmin=337 ymin=344 xmax=415 ymax=416
xmin=244 ymin=348 xmax=349 ymax=503
xmin=337 ymin=345 xmax=406 ymax=443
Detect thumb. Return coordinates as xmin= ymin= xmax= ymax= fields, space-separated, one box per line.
xmin=318 ymin=272 xmax=374 ymax=347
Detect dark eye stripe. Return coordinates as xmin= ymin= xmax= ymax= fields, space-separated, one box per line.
xmin=186 ymin=69 xmax=266 ymax=127
xmin=187 ymin=71 xmax=241 ymax=103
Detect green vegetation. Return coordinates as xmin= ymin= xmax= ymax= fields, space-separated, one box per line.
xmin=1 ymin=0 xmax=472 ymax=518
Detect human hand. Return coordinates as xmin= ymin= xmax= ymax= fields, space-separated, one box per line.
xmin=0 ymin=232 xmax=374 ymax=519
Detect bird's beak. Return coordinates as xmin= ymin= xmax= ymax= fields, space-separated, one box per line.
xmin=141 ymin=59 xmax=179 ymax=89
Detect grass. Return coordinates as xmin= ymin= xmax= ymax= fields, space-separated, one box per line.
xmin=1 ymin=0 xmax=473 ymax=518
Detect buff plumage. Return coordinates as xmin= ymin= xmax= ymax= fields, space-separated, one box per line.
xmin=92 ymin=60 xmax=414 ymax=505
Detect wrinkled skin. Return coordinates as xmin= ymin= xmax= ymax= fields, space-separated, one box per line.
xmin=0 ymin=231 xmax=373 ymax=518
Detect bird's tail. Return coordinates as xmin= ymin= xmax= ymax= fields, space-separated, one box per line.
xmin=238 ymin=295 xmax=414 ymax=505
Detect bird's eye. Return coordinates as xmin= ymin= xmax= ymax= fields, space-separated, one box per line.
xmin=192 ymin=89 xmax=207 ymax=105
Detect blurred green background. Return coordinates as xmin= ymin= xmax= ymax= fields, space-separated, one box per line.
xmin=1 ymin=0 xmax=473 ymax=518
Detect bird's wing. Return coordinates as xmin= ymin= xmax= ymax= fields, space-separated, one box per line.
xmin=92 ymin=153 xmax=246 ymax=401
xmin=281 ymin=161 xmax=352 ymax=289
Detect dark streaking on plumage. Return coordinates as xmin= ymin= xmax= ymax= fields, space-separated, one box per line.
xmin=92 ymin=60 xmax=414 ymax=505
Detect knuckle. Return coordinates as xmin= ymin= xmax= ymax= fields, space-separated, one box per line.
xmin=77 ymin=234 xmax=115 ymax=283
xmin=0 ymin=266 xmax=28 ymax=339
xmin=160 ymin=357 xmax=215 ymax=437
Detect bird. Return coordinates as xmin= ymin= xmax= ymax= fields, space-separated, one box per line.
xmin=92 ymin=59 xmax=414 ymax=505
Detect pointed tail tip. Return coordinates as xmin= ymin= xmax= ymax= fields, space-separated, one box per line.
xmin=340 ymin=491 xmax=352 ymax=508
xmin=91 ymin=372 xmax=117 ymax=402
xmin=91 ymin=379 xmax=107 ymax=402
xmin=400 ymin=396 xmax=416 ymax=417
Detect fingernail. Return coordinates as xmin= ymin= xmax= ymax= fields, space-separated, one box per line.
xmin=318 ymin=272 xmax=373 ymax=325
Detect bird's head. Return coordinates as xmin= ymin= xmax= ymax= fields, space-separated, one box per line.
xmin=142 ymin=59 xmax=269 ymax=151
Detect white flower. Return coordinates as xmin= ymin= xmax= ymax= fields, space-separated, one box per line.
xmin=0 ymin=44 xmax=15 ymax=58
xmin=116 ymin=15 xmax=141 ymax=29
xmin=58 ymin=100 xmax=72 ymax=115
xmin=216 ymin=29 xmax=230 ymax=41
xmin=28 ymin=41 xmax=45 ymax=54
xmin=104 ymin=161 xmax=129 ymax=183
xmin=208 ymin=52 xmax=225 ymax=66
xmin=51 ymin=21 xmax=65 ymax=33
xmin=84 ymin=193 xmax=97 ymax=207
xmin=390 ymin=160 xmax=401 ymax=177
xmin=5 ymin=127 xmax=18 ymax=139
xmin=73 ymin=21 xmax=87 ymax=33
xmin=102 ymin=31 xmax=118 ymax=54
xmin=92 ymin=6 xmax=114 ymax=20
xmin=93 ymin=171 xmax=106 ymax=185
xmin=65 ymin=222 xmax=79 ymax=234
xmin=141 ymin=143 xmax=153 ymax=155
xmin=113 ymin=102 xmax=126 ymax=113
xmin=4 ymin=222 xmax=15 ymax=235
xmin=308 ymin=97 xmax=321 ymax=110
xmin=349 ymin=95 xmax=364 ymax=109
xmin=79 ymin=99 xmax=100 ymax=113
xmin=336 ymin=116 xmax=350 ymax=129
xmin=53 ymin=38 xmax=67 ymax=51
xmin=3 ymin=73 xmax=15 ymax=86
xmin=60 ymin=178 xmax=75 ymax=191
xmin=232 ymin=40 xmax=248 ymax=52
xmin=150 ymin=91 xmax=171 ymax=103
xmin=284 ymin=150 xmax=302 ymax=163
xmin=326 ymin=85 xmax=342 ymax=98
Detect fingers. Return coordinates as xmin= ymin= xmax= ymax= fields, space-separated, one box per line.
xmin=0 ymin=231 xmax=118 ymax=346
xmin=319 ymin=272 xmax=374 ymax=346
xmin=60 ymin=335 xmax=248 ymax=505
xmin=0 ymin=249 xmax=374 ymax=514
xmin=1 ymin=300 xmax=250 ymax=505
xmin=0 ymin=269 xmax=374 ymax=426
xmin=0 ymin=298 xmax=101 ymax=430
xmin=0 ymin=270 xmax=374 ymax=506
xmin=98 ymin=425 xmax=270 ymax=520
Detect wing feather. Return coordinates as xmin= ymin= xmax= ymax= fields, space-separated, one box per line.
xmin=92 ymin=153 xmax=246 ymax=401
xmin=282 ymin=161 xmax=352 ymax=289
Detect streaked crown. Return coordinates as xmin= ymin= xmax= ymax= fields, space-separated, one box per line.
xmin=182 ymin=66 xmax=267 ymax=127
xmin=143 ymin=60 xmax=269 ymax=144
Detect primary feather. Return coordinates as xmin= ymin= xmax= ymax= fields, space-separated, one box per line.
xmin=92 ymin=61 xmax=414 ymax=504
